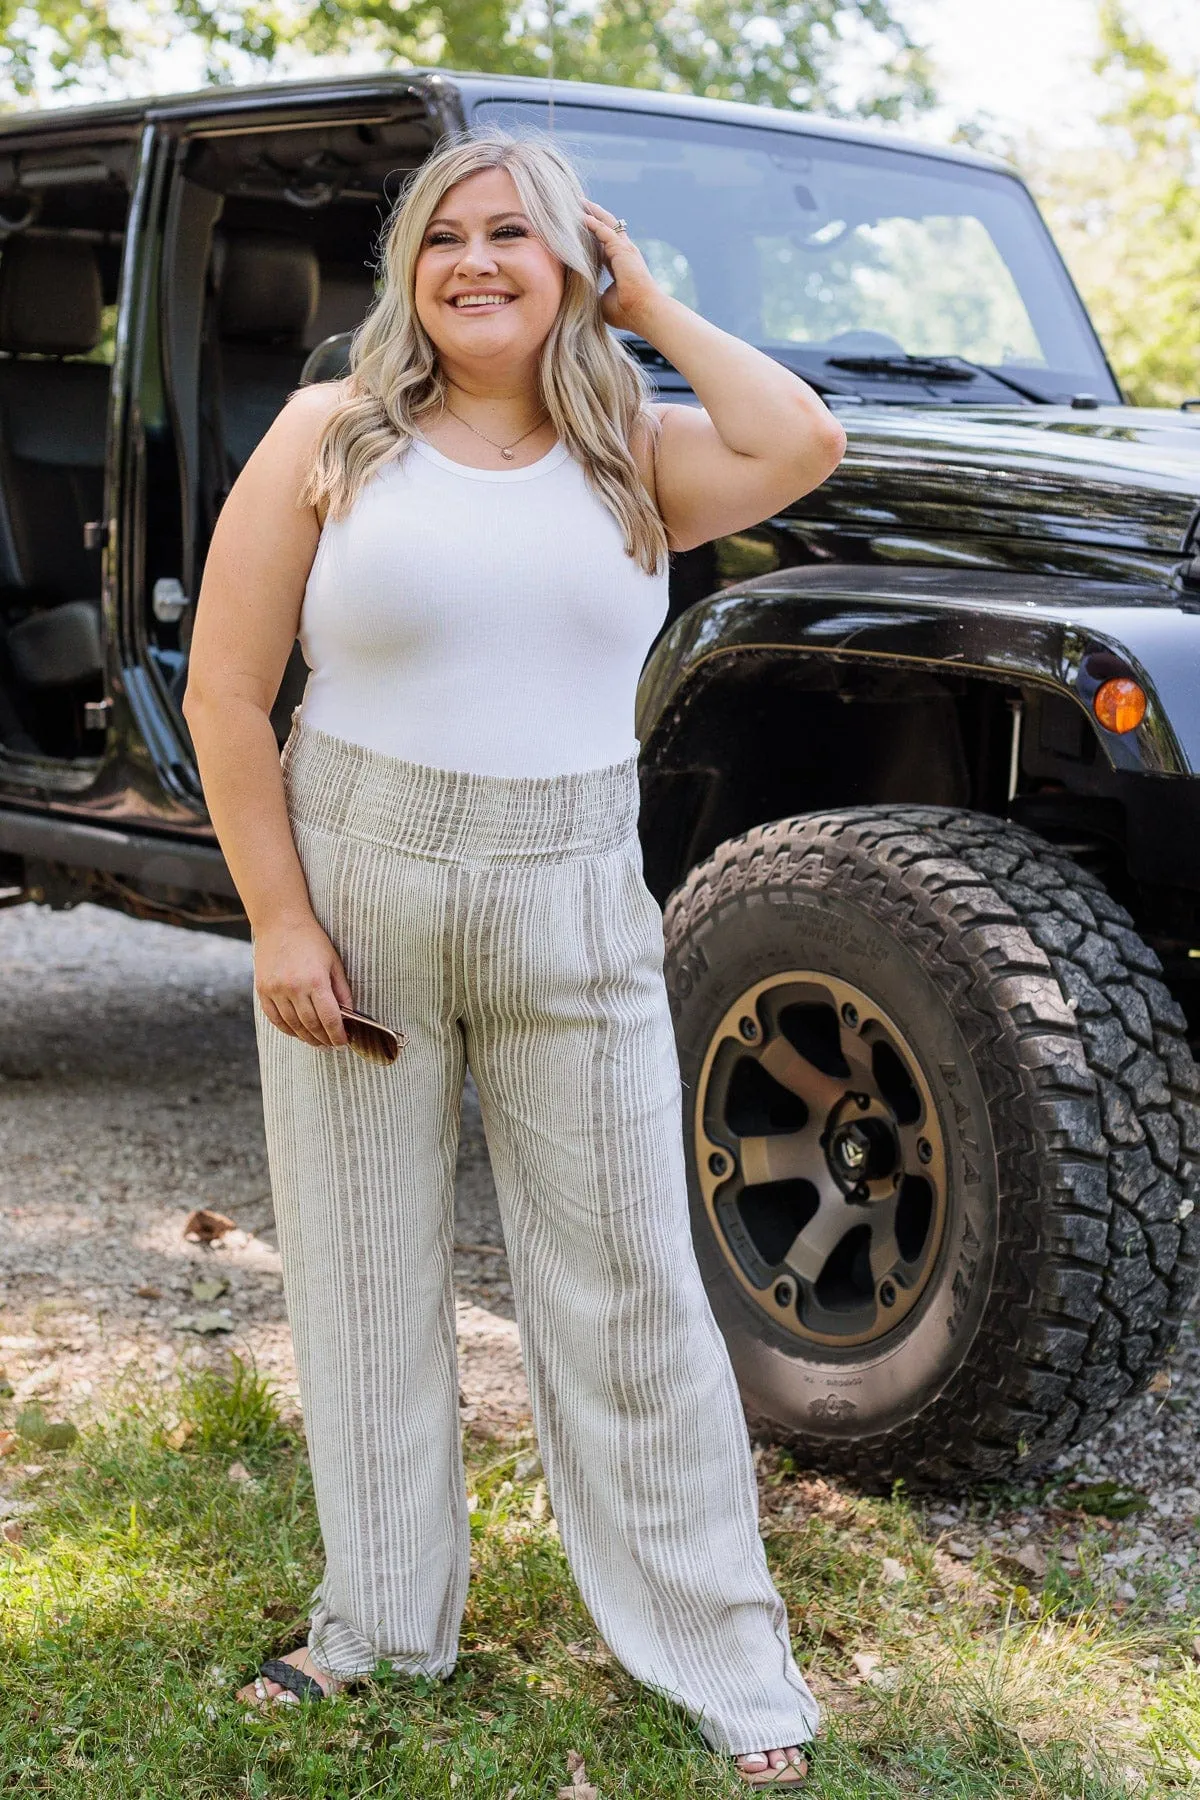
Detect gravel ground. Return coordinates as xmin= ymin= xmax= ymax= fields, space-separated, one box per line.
xmin=0 ymin=900 xmax=529 ymax=1441
xmin=0 ymin=900 xmax=1196 ymax=1616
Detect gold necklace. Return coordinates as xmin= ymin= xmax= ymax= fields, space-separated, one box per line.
xmin=442 ymin=401 xmax=549 ymax=461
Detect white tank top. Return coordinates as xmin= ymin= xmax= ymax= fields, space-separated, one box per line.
xmin=298 ymin=435 xmax=670 ymax=778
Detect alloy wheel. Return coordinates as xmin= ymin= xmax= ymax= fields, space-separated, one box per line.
xmin=694 ymin=971 xmax=948 ymax=1349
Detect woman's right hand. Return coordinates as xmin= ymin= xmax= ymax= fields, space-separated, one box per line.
xmin=254 ymin=913 xmax=353 ymax=1048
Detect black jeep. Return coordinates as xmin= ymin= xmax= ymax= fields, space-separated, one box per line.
xmin=0 ymin=69 xmax=1196 ymax=1487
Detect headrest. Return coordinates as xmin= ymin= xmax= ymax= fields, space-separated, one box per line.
xmin=0 ymin=237 xmax=103 ymax=356
xmin=217 ymin=233 xmax=319 ymax=344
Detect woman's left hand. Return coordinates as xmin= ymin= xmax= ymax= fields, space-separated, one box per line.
xmin=582 ymin=200 xmax=661 ymax=334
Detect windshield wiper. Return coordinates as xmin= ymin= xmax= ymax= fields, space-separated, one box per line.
xmin=827 ymin=353 xmax=972 ymax=382
xmin=617 ymin=332 xmax=856 ymax=399
xmin=823 ymin=352 xmax=1044 ymax=403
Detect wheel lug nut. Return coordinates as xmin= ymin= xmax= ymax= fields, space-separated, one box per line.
xmin=773 ymin=1278 xmax=795 ymax=1308
xmin=738 ymin=1015 xmax=759 ymax=1042
xmin=841 ymin=1002 xmax=859 ymax=1028
xmin=917 ymin=1137 xmax=933 ymax=1164
xmin=879 ymin=1279 xmax=897 ymax=1307
xmin=708 ymin=1150 xmax=729 ymax=1177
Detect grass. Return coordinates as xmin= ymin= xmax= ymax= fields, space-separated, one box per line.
xmin=0 ymin=1359 xmax=1198 ymax=1797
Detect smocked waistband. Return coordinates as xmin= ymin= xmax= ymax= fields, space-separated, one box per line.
xmin=281 ymin=717 xmax=642 ymax=862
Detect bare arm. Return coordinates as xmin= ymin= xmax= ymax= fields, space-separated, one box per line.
xmin=583 ymin=201 xmax=847 ymax=553
xmin=182 ymin=381 xmax=352 ymax=1049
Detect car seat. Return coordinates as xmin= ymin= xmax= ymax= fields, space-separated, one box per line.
xmin=0 ymin=235 xmax=108 ymax=694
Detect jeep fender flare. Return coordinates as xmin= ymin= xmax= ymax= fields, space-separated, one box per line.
xmin=637 ymin=566 xmax=1199 ymax=780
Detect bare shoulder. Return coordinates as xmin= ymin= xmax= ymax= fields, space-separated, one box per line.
xmin=269 ymin=379 xmax=352 ymax=457
xmin=246 ymin=378 xmax=346 ymax=471
xmin=234 ymin=379 xmax=351 ymax=525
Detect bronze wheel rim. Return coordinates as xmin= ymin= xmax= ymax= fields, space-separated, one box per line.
xmin=694 ymin=971 xmax=949 ymax=1350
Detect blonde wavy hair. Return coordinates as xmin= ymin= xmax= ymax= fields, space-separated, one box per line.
xmin=299 ymin=127 xmax=668 ymax=575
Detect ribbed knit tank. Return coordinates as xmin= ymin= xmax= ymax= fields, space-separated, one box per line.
xmin=298 ymin=435 xmax=671 ymax=778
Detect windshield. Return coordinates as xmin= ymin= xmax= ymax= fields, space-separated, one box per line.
xmin=474 ymin=100 xmax=1118 ymax=402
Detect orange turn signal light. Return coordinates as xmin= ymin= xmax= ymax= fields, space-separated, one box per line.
xmin=1093 ymin=677 xmax=1147 ymax=734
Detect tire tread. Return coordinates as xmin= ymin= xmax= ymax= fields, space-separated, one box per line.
xmin=664 ymin=805 xmax=1200 ymax=1487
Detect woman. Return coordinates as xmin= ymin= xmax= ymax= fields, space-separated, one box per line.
xmin=184 ymin=127 xmax=846 ymax=1788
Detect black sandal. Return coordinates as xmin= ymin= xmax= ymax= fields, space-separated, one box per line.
xmin=251 ymin=1657 xmax=333 ymax=1705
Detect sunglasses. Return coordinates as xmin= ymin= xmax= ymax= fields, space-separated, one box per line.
xmin=339 ymin=1007 xmax=407 ymax=1066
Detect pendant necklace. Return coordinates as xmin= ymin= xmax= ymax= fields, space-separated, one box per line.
xmin=442 ymin=401 xmax=549 ymax=460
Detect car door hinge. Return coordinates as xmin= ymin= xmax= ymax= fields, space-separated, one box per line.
xmin=83 ymin=519 xmax=110 ymax=551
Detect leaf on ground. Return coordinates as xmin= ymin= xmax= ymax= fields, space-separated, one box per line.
xmin=880 ymin=1556 xmax=907 ymax=1584
xmin=2 ymin=1519 xmax=22 ymax=1545
xmin=183 ymin=1207 xmax=238 ymax=1243
xmin=165 ymin=1420 xmax=196 ymax=1451
xmin=557 ymin=1748 xmax=599 ymax=1799
xmin=195 ymin=1311 xmax=233 ymax=1334
xmin=850 ymin=1651 xmax=881 ymax=1680
xmin=15 ymin=1407 xmax=77 ymax=1450
xmin=38 ymin=1421 xmax=78 ymax=1451
xmin=0 ymin=1430 xmax=18 ymax=1458
xmin=1067 ymin=1479 xmax=1149 ymax=1520
xmin=135 ymin=1284 xmax=162 ymax=1300
xmin=173 ymin=1311 xmax=233 ymax=1335
xmin=1011 ymin=1543 xmax=1049 ymax=1579
xmin=190 ymin=1277 xmax=229 ymax=1303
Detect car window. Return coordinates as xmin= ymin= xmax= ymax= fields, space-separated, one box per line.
xmin=474 ymin=100 xmax=1110 ymax=385
xmin=638 ymin=237 xmax=697 ymax=310
xmin=756 ymin=215 xmax=1041 ymax=367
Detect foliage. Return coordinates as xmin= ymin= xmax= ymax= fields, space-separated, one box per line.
xmin=0 ymin=0 xmax=127 ymax=101
xmin=1 ymin=0 xmax=934 ymax=121
xmin=277 ymin=0 xmax=934 ymax=119
xmin=1030 ymin=2 xmax=1200 ymax=407
xmin=0 ymin=1362 xmax=1197 ymax=1794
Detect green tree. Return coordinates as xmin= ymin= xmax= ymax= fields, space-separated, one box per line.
xmin=1032 ymin=2 xmax=1200 ymax=405
xmin=0 ymin=0 xmax=128 ymax=99
xmin=3 ymin=0 xmax=933 ymax=121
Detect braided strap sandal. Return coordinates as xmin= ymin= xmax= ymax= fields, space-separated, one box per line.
xmin=252 ymin=1658 xmax=332 ymax=1705
xmin=734 ymin=1742 xmax=814 ymax=1786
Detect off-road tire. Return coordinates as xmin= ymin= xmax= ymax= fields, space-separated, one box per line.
xmin=663 ymin=805 xmax=1200 ymax=1488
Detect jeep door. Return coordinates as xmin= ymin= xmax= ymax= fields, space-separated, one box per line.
xmin=0 ymin=126 xmax=137 ymax=796
xmin=123 ymin=84 xmax=448 ymax=824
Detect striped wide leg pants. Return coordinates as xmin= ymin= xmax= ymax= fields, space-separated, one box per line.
xmin=252 ymin=717 xmax=820 ymax=1756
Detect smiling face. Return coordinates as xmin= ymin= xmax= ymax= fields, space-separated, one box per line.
xmin=413 ymin=165 xmax=567 ymax=377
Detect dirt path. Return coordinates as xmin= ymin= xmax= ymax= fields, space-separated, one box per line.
xmin=0 ymin=901 xmax=529 ymax=1439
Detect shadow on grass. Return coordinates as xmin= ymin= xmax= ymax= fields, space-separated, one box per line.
xmin=0 ymin=1359 xmax=1195 ymax=1796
